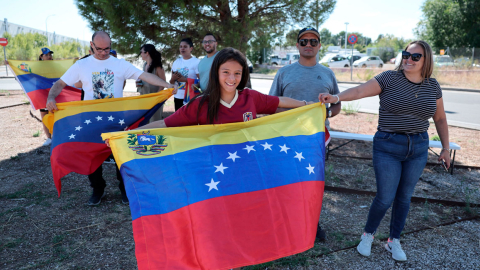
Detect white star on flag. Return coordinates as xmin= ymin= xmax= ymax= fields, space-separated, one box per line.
xmin=279 ymin=144 xmax=290 ymax=153
xmin=96 ymin=116 xmax=103 ymax=121
xmin=261 ymin=142 xmax=273 ymax=150
xmin=205 ymin=179 xmax=220 ymax=192
xmin=108 ymin=115 xmax=114 ymax=121
xmin=118 ymin=119 xmax=125 ymax=125
xmin=75 ymin=126 xmax=82 ymax=131
xmin=84 ymin=119 xmax=91 ymax=125
xmin=243 ymin=145 xmax=255 ymax=153
xmin=227 ymin=151 xmax=240 ymax=162
xmin=294 ymin=152 xmax=305 ymax=162
xmin=68 ymin=134 xmax=76 ymax=139
xmin=306 ymin=164 xmax=315 ymax=175
xmin=214 ymin=163 xmax=228 ymax=174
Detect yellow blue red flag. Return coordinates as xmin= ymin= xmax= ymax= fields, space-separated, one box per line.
xmin=102 ymin=103 xmax=328 ymax=270
xmin=8 ymin=59 xmax=82 ymax=110
xmin=43 ymin=90 xmax=173 ymax=196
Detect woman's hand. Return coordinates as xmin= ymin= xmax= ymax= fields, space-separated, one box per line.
xmin=318 ymin=93 xmax=338 ymax=104
xmin=439 ymin=148 xmax=451 ymax=169
xmin=105 ymin=139 xmax=111 ymax=148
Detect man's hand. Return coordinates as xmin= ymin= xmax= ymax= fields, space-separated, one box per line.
xmin=46 ymin=97 xmax=58 ymax=113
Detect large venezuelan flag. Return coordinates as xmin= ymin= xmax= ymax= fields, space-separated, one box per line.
xmin=102 ymin=103 xmax=328 ymax=270
xmin=8 ymin=59 xmax=82 ymax=110
xmin=44 ymin=90 xmax=173 ymax=196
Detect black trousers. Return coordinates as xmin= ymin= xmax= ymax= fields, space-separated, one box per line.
xmin=88 ymin=157 xmax=125 ymax=194
xmin=174 ymin=98 xmax=184 ymax=111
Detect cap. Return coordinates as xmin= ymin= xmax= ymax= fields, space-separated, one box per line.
xmin=297 ymin=27 xmax=320 ymax=41
xmin=109 ymin=49 xmax=117 ymax=56
xmin=41 ymin=47 xmax=54 ymax=55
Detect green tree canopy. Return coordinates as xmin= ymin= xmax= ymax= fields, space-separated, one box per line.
xmin=1 ymin=32 xmax=87 ymax=61
xmin=415 ymin=0 xmax=480 ymax=48
xmin=76 ymin=0 xmax=336 ymax=64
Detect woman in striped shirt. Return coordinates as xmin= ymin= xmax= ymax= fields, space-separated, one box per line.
xmin=319 ymin=40 xmax=450 ymax=262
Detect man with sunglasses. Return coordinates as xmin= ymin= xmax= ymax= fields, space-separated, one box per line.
xmin=46 ymin=31 xmax=177 ymax=206
xmin=269 ymin=27 xmax=341 ymax=242
xmin=198 ymin=33 xmax=219 ymax=91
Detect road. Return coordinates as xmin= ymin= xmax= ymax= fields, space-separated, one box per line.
xmin=1 ymin=65 xmax=479 ymax=130
xmin=249 ymin=79 xmax=480 ymax=130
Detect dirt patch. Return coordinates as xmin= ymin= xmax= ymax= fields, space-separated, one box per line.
xmin=0 ymin=90 xmax=479 ymax=269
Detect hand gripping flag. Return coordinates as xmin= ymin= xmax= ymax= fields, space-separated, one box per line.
xmin=8 ymin=59 xmax=82 ymax=110
xmin=102 ymin=103 xmax=329 ymax=270
xmin=43 ymin=90 xmax=173 ymax=196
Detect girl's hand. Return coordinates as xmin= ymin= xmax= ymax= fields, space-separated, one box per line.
xmin=105 ymin=139 xmax=111 ymax=148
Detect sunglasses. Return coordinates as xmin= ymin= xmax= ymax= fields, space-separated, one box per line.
xmin=402 ymin=51 xmax=423 ymax=62
xmin=299 ymin=39 xmax=319 ymax=47
xmin=202 ymin=40 xmax=216 ymax=44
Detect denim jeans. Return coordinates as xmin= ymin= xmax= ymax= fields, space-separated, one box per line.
xmin=364 ymin=131 xmax=429 ymax=239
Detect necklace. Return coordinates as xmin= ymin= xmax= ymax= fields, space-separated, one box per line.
xmin=414 ymin=83 xmax=421 ymax=98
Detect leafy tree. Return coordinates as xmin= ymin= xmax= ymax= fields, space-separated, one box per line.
xmin=1 ymin=32 xmax=88 ymax=61
xmin=370 ymin=34 xmax=411 ymax=62
xmin=76 ymin=0 xmax=336 ymax=65
xmin=415 ymin=0 xmax=480 ymax=48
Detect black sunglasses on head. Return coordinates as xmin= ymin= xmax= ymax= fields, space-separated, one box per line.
xmin=402 ymin=51 xmax=423 ymax=62
xmin=299 ymin=39 xmax=319 ymax=47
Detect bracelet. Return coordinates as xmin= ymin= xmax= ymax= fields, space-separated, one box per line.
xmin=442 ymin=148 xmax=450 ymax=151
xmin=333 ymin=95 xmax=340 ymax=104
xmin=302 ymin=100 xmax=307 ymax=105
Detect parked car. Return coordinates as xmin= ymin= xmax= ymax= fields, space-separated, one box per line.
xmin=347 ymin=54 xmax=366 ymax=65
xmin=324 ymin=56 xmax=350 ymax=68
xmin=268 ymin=55 xmax=282 ymax=65
xmin=453 ymin=57 xmax=471 ymax=67
xmin=247 ymin=58 xmax=253 ymax=73
xmin=434 ymin=55 xmax=454 ymax=67
xmin=353 ymin=56 xmax=384 ymax=68
xmin=280 ymin=53 xmax=300 ymax=65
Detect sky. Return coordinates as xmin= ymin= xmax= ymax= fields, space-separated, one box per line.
xmin=0 ymin=0 xmax=424 ymax=42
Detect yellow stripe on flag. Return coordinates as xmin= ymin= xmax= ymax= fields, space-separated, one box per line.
xmin=9 ymin=59 xmax=77 ymax=78
xmin=102 ymin=103 xmax=326 ymax=168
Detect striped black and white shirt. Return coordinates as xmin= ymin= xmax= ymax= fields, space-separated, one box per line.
xmin=374 ymin=70 xmax=442 ymax=134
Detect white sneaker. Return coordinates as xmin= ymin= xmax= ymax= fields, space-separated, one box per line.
xmin=42 ymin=138 xmax=52 ymax=146
xmin=357 ymin=232 xmax=374 ymax=256
xmin=385 ymin=238 xmax=407 ymax=261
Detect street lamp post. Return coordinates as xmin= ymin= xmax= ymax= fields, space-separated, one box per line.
xmin=46 ymin=14 xmax=56 ymax=46
xmin=344 ymin=22 xmax=349 ymax=55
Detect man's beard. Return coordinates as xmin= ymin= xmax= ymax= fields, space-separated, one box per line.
xmin=204 ymin=47 xmax=216 ymax=54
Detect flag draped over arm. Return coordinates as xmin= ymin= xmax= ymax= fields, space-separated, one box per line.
xmin=8 ymin=59 xmax=82 ymax=110
xmin=43 ymin=90 xmax=173 ymax=196
xmin=102 ymin=103 xmax=328 ymax=270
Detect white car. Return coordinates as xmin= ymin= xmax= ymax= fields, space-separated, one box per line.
xmin=325 ymin=56 xmax=350 ymax=68
xmin=353 ymin=56 xmax=384 ymax=68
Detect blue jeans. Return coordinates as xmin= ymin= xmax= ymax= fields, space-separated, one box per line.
xmin=364 ymin=131 xmax=429 ymax=239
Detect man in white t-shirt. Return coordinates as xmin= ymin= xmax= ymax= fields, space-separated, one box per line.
xmin=46 ymin=31 xmax=177 ymax=206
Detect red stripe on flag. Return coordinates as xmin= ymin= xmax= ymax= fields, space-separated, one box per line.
xmin=27 ymin=86 xmax=82 ymax=110
xmin=51 ymin=142 xmax=111 ymax=196
xmin=132 ymin=181 xmax=324 ymax=270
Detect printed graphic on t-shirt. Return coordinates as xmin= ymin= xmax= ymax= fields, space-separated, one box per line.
xmin=92 ymin=69 xmax=114 ymax=99
xmin=243 ymin=112 xmax=253 ymax=122
xmin=176 ymin=67 xmax=190 ymax=90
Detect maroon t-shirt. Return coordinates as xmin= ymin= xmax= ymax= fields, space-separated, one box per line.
xmin=164 ymin=88 xmax=280 ymax=127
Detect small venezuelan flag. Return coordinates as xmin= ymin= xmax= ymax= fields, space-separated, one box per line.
xmin=102 ymin=103 xmax=328 ymax=270
xmin=44 ymin=90 xmax=173 ymax=196
xmin=8 ymin=59 xmax=82 ymax=110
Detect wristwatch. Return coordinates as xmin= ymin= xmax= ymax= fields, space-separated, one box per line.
xmin=326 ymin=107 xmax=332 ymax=118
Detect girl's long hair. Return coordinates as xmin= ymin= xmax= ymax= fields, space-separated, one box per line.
xmin=189 ymin=47 xmax=250 ymax=124
xmin=140 ymin=44 xmax=163 ymax=73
